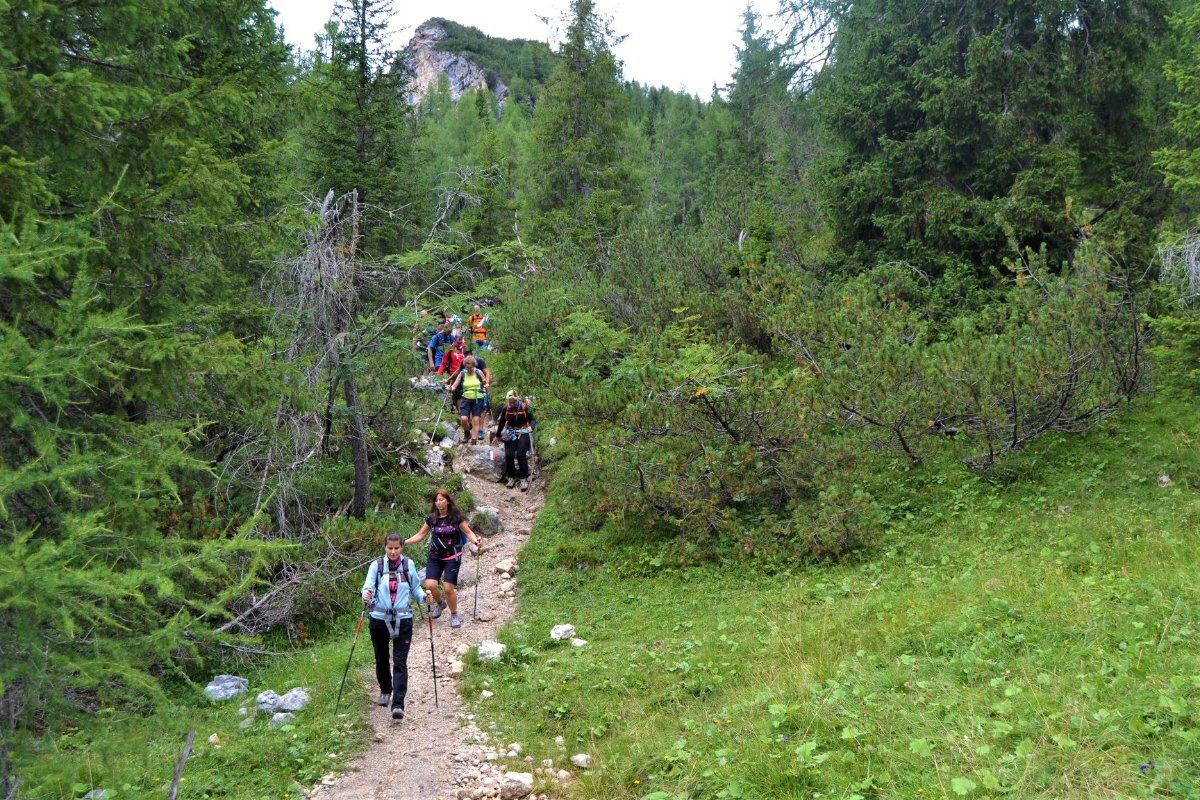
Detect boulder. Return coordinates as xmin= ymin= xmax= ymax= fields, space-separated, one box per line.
xmin=268 ymin=711 xmax=295 ymax=729
xmin=410 ymin=375 xmax=448 ymax=395
xmin=470 ymin=506 xmax=503 ymax=536
xmin=570 ymin=638 xmax=588 ymax=648
xmin=499 ymin=772 xmax=534 ymax=799
xmin=277 ymin=687 xmax=311 ymax=713
xmin=256 ymin=690 xmax=281 ymax=713
xmin=494 ymin=558 xmax=517 ymax=576
xmin=477 ymin=640 xmax=507 ymax=663
xmin=203 ymin=674 xmax=248 ymax=701
xmin=570 ymin=753 xmax=592 ymax=769
xmin=549 ymin=624 xmax=575 ymax=641
xmin=458 ymin=445 xmax=505 ymax=481
xmin=424 ymin=446 xmax=446 ymax=475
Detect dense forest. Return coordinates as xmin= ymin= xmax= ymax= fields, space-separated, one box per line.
xmin=3 ymin=0 xmax=1200 ymax=795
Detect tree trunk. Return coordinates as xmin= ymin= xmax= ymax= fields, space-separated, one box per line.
xmin=343 ymin=375 xmax=370 ymax=518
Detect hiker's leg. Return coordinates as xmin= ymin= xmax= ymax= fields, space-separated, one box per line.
xmin=423 ymin=578 xmax=440 ymax=606
xmin=442 ymin=558 xmax=461 ymax=612
xmin=390 ymin=618 xmax=413 ymax=708
xmin=368 ymin=618 xmax=391 ymax=694
xmin=514 ymin=434 xmax=531 ymax=479
xmin=504 ymin=439 xmax=517 ymax=478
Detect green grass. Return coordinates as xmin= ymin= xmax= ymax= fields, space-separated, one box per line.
xmin=12 ymin=618 xmax=378 ymax=800
xmin=464 ymin=392 xmax=1200 ymax=799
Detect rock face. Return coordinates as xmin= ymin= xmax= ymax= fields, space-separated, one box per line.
xmin=403 ymin=20 xmax=508 ymax=106
xmin=203 ymin=674 xmax=248 ymax=701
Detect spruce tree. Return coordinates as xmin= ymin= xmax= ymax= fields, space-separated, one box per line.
xmin=527 ymin=0 xmax=641 ymax=242
xmin=815 ymin=0 xmax=1168 ymax=286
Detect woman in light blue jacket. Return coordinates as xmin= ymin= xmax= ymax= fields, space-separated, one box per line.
xmin=361 ymin=532 xmax=425 ymax=720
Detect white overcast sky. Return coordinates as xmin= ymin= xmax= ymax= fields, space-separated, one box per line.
xmin=271 ymin=0 xmax=782 ymax=96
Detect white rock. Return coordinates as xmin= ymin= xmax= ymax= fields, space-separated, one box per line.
xmin=570 ymin=638 xmax=588 ymax=648
xmin=550 ymin=624 xmax=575 ymax=641
xmin=237 ymin=706 xmax=249 ymax=717
xmin=456 ymin=643 xmax=472 ymax=657
xmin=541 ymin=758 xmax=554 ymax=767
xmin=476 ymin=640 xmax=507 ymax=663
xmin=203 ymin=674 xmax=249 ymax=701
xmin=207 ymin=733 xmax=220 ymax=745
xmin=277 ymin=687 xmax=311 ymax=713
xmin=554 ymin=736 xmax=564 ymax=746
xmin=470 ymin=506 xmax=504 ymax=536
xmin=556 ymin=769 xmax=572 ymax=781
xmin=238 ymin=714 xmax=256 ymax=730
xmin=570 ymin=753 xmax=591 ymax=769
xmin=501 ymin=580 xmax=516 ymax=593
xmin=481 ymin=690 xmax=495 ymax=699
xmin=449 ymin=660 xmax=465 ymax=676
xmin=508 ymin=742 xmax=523 ymax=755
xmin=1158 ymin=474 xmax=1173 ymax=487
xmin=256 ymin=690 xmax=281 ymax=713
xmin=424 ymin=446 xmax=446 ymax=475
xmin=494 ymin=558 xmax=517 ymax=575
xmin=268 ymin=711 xmax=295 ymax=728
xmin=499 ymin=771 xmax=534 ymax=799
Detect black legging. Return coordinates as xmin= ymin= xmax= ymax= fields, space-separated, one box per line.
xmin=368 ymin=617 xmax=412 ymax=708
xmin=504 ymin=433 xmax=531 ymax=479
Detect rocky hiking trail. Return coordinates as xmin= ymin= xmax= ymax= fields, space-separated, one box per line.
xmin=310 ymin=450 xmax=548 ymax=800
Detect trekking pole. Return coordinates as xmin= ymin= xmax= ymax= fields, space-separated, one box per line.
xmin=426 ymin=603 xmax=440 ymax=709
xmin=334 ymin=605 xmax=367 ymax=717
xmin=473 ymin=543 xmax=482 ymax=621
xmin=428 ymin=402 xmax=445 ymax=445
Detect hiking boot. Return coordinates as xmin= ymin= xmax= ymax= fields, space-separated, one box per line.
xmin=505 ymin=477 xmax=516 ymax=489
xmin=519 ymin=479 xmax=529 ymax=492
xmin=377 ymin=692 xmax=390 ymax=706
xmin=391 ymin=705 xmax=404 ymax=721
xmin=450 ymin=612 xmax=462 ymax=628
xmin=430 ymin=598 xmax=447 ymax=619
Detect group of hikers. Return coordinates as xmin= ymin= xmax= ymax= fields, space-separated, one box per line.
xmin=346 ymin=304 xmax=537 ymax=722
xmin=417 ymin=303 xmax=536 ymax=493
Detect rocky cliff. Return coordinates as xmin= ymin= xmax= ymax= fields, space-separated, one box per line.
xmin=402 ymin=20 xmax=508 ymax=106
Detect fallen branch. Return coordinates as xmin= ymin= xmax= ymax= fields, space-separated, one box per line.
xmin=166 ymin=729 xmax=195 ymax=800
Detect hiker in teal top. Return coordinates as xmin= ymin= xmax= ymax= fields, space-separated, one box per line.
xmin=361 ymin=533 xmax=425 ymax=720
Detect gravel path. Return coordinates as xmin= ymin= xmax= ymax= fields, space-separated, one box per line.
xmin=310 ymin=447 xmax=545 ymax=800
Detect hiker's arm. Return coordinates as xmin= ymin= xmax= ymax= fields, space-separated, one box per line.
xmin=460 ymin=520 xmax=482 ymax=551
xmin=361 ymin=561 xmax=376 ymax=602
xmin=409 ymin=560 xmax=425 ymax=605
xmin=448 ymin=371 xmax=462 ymax=391
xmin=405 ymin=523 xmax=430 ymax=547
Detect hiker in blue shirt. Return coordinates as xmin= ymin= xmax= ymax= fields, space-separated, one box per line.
xmin=426 ymin=326 xmax=452 ymax=374
xmin=361 ymin=533 xmax=425 ymax=720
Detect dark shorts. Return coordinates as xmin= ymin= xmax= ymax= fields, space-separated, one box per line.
xmin=459 ymin=397 xmax=486 ymax=417
xmin=425 ymin=553 xmax=462 ymax=585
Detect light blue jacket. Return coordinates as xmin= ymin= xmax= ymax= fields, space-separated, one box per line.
xmin=361 ymin=556 xmax=425 ymax=621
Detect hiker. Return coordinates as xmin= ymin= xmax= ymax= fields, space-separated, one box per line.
xmin=405 ymin=489 xmax=484 ymax=629
xmin=361 ymin=533 xmax=425 ymax=720
xmin=496 ymin=390 xmax=535 ymax=492
xmin=437 ymin=334 xmax=465 ymax=378
xmin=447 ymin=356 xmax=490 ymax=444
xmin=466 ymin=304 xmax=489 ymax=350
xmin=426 ymin=325 xmax=453 ymax=374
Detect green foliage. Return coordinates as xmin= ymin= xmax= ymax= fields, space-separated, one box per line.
xmin=1155 ymin=0 xmax=1200 ymax=226
xmin=468 ymin=391 xmax=1200 ymax=799
xmin=527 ymin=0 xmax=643 ymax=242
xmin=815 ymin=0 xmax=1169 ymax=282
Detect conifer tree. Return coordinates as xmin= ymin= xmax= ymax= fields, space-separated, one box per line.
xmin=527 ymin=0 xmax=642 ymax=242
xmin=815 ymin=0 xmax=1168 ymax=286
